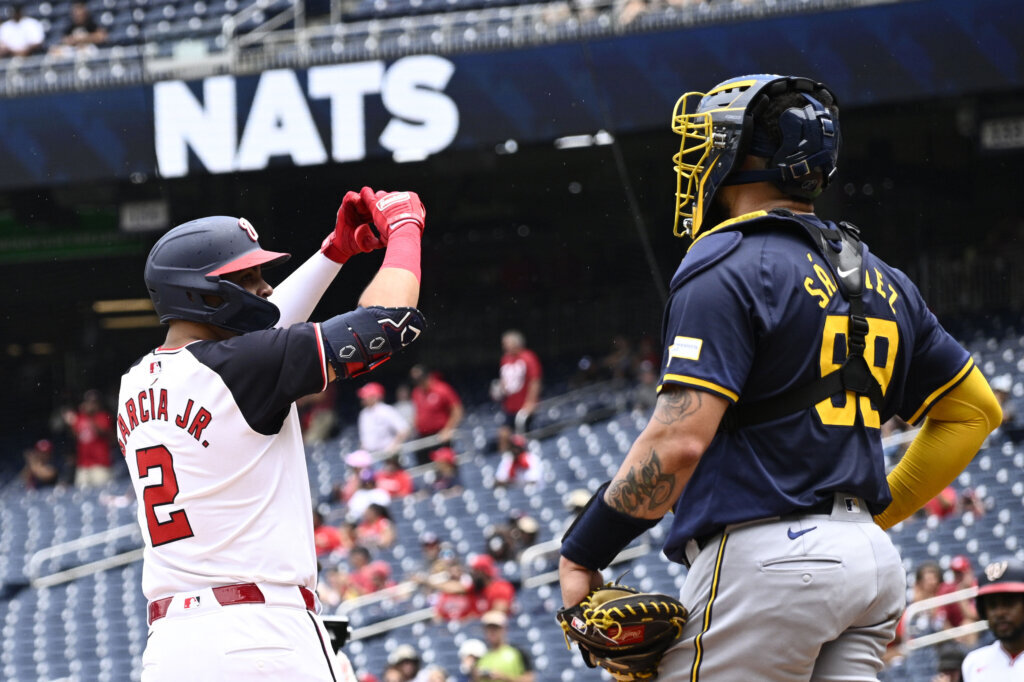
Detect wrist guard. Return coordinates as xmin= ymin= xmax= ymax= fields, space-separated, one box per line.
xmin=321 ymin=305 xmax=425 ymax=379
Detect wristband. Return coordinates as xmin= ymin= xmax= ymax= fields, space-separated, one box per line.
xmin=560 ymin=482 xmax=660 ymax=570
xmin=380 ymin=227 xmax=421 ymax=282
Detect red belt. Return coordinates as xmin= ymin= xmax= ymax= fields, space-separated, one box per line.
xmin=148 ymin=583 xmax=316 ymax=625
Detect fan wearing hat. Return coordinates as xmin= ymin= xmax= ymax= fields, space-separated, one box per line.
xmin=455 ymin=638 xmax=487 ymax=682
xmin=357 ymin=382 xmax=411 ymax=458
xmin=476 ymin=611 xmax=535 ymax=682
xmin=387 ymin=644 xmax=425 ymax=682
xmin=937 ymin=555 xmax=981 ymax=632
xmin=20 ymin=439 xmax=58 ymax=490
xmin=961 ymin=557 xmax=1024 ymax=680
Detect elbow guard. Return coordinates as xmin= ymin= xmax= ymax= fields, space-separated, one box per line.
xmin=321 ymin=305 xmax=425 ymax=379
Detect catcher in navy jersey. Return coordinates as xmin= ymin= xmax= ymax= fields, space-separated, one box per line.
xmin=119 ymin=188 xmax=425 ymax=681
xmin=558 ymin=75 xmax=1003 ymax=681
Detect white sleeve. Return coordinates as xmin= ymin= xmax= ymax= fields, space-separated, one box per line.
xmin=269 ymin=251 xmax=343 ymax=328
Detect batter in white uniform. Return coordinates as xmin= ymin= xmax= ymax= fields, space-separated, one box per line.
xmin=120 ymin=188 xmax=426 ymax=681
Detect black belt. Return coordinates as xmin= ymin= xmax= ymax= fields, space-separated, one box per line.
xmin=692 ymin=497 xmax=836 ymax=551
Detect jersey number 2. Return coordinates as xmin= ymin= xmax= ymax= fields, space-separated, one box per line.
xmin=136 ymin=445 xmax=194 ymax=546
xmin=817 ymin=315 xmax=899 ymax=428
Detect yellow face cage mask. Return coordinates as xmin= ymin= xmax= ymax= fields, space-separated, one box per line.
xmin=671 ymin=91 xmax=713 ymax=239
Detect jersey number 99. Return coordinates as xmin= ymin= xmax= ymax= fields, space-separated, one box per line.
xmin=816 ymin=315 xmax=899 ymax=428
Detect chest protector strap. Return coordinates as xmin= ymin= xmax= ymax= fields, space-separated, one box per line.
xmin=720 ymin=209 xmax=885 ymax=431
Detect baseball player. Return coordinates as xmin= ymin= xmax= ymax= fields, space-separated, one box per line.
xmin=961 ymin=557 xmax=1024 ymax=680
xmin=558 ymin=75 xmax=1003 ymax=680
xmin=118 ymin=187 xmax=426 ymax=681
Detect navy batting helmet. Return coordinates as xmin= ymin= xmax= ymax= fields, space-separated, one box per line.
xmin=671 ymin=75 xmax=840 ymax=239
xmin=976 ymin=557 xmax=1024 ymax=620
xmin=144 ymin=216 xmax=290 ymax=334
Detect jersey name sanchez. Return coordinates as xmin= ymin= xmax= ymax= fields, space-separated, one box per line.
xmin=659 ymin=212 xmax=972 ymax=560
xmin=117 ymin=323 xmax=330 ymax=600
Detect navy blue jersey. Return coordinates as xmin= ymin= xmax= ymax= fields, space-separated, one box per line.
xmin=659 ymin=211 xmax=972 ymax=562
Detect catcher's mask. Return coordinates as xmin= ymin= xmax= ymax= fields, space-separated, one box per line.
xmin=144 ymin=216 xmax=290 ymax=334
xmin=671 ymin=74 xmax=840 ymax=239
xmin=976 ymin=557 xmax=1024 ymax=620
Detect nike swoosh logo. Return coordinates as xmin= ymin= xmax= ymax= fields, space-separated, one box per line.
xmin=787 ymin=526 xmax=817 ymax=540
xmin=837 ymin=266 xmax=858 ymax=278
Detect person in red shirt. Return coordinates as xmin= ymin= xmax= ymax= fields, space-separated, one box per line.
xmin=375 ymin=456 xmax=415 ymax=498
xmin=63 ymin=389 xmax=114 ymax=488
xmin=937 ymin=555 xmax=980 ymax=631
xmin=467 ymin=553 xmax=515 ymax=615
xmin=494 ymin=330 xmax=542 ymax=456
xmin=313 ymin=507 xmax=344 ymax=560
xmin=409 ymin=365 xmax=464 ymax=466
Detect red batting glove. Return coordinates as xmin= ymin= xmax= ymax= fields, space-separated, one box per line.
xmin=321 ymin=190 xmax=386 ymax=264
xmin=358 ymin=187 xmax=425 ymax=240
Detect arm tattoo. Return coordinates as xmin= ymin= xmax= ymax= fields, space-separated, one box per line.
xmin=606 ymin=449 xmax=676 ymax=514
xmin=652 ymin=386 xmax=702 ymax=425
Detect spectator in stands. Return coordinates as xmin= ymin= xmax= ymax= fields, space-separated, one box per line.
xmin=494 ymin=435 xmax=542 ymax=487
xmin=467 ymin=554 xmax=515 ymax=615
xmin=923 ymin=484 xmax=985 ymax=523
xmin=421 ymin=665 xmax=449 ymax=682
xmin=425 ymin=446 xmax=462 ymax=496
xmin=475 ymin=610 xmax=535 ymax=682
xmin=376 ymin=455 xmax=415 ymax=498
xmin=358 ymin=382 xmax=411 ymax=457
xmin=887 ymin=561 xmax=947 ymax=664
xmin=347 ymin=469 xmax=391 ymax=522
xmin=53 ymin=2 xmax=107 ymax=55
xmin=336 ymin=449 xmax=374 ymax=504
xmin=356 ymin=502 xmax=396 ymax=549
xmin=394 ymin=383 xmax=415 ymax=427
xmin=938 ymin=555 xmax=981 ymax=641
xmin=632 ymin=359 xmax=659 ymax=414
xmin=600 ymin=333 xmax=635 ymax=384
xmin=63 ymin=389 xmax=114 ymax=488
xmin=932 ymin=641 xmax=967 ymax=682
xmin=486 ymin=512 xmax=540 ymax=563
xmin=381 ymin=666 xmax=404 ymax=682
xmin=493 ymin=330 xmax=542 ymax=456
xmin=342 ymin=545 xmax=382 ymax=598
xmin=0 ymin=4 xmax=45 ymax=58
xmin=297 ymin=383 xmax=338 ymax=445
xmin=456 ymin=639 xmax=486 ymax=682
xmin=314 ymin=506 xmax=345 ymax=560
xmin=410 ymin=364 xmax=464 ymax=466
xmin=20 ymin=438 xmax=58 ymax=489
xmin=388 ymin=644 xmax=427 ymax=682
xmin=990 ymin=373 xmax=1019 ymax=430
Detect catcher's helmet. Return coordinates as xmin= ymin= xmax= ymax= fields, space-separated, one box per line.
xmin=144 ymin=216 xmax=290 ymax=334
xmin=975 ymin=557 xmax=1024 ymax=620
xmin=671 ymin=74 xmax=840 ymax=239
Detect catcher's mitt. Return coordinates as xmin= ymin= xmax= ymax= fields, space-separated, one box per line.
xmin=556 ymin=581 xmax=687 ymax=681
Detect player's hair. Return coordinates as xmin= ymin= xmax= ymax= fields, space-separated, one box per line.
xmin=751 ymin=86 xmax=839 ymax=157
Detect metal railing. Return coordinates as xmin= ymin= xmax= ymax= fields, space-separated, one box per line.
xmin=901 ymin=586 xmax=988 ymax=651
xmin=26 ymin=522 xmax=143 ymax=588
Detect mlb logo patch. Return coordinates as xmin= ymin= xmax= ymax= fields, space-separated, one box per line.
xmin=183 ymin=596 xmax=201 ymax=610
xmin=668 ymin=336 xmax=703 ymax=362
xmin=844 ymin=497 xmax=860 ymax=513
xmin=149 ymin=361 xmax=162 ymax=375
xmin=571 ymin=616 xmax=587 ymax=633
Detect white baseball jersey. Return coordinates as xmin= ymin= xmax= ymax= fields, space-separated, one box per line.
xmin=117 ymin=323 xmax=329 ymax=600
xmin=962 ymin=641 xmax=1024 ymax=681
xmin=357 ymin=402 xmax=408 ymax=452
